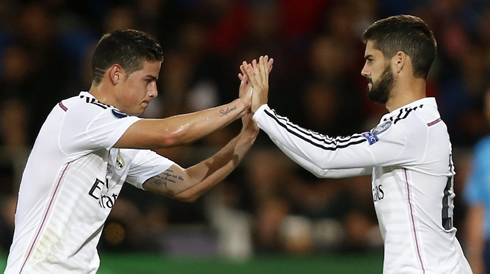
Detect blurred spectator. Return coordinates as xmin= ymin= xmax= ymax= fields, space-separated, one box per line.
xmin=0 ymin=195 xmax=16 ymax=253
xmin=10 ymin=2 xmax=72 ymax=142
xmin=299 ymin=34 xmax=365 ymax=134
xmin=0 ymin=99 xmax=31 ymax=254
xmin=411 ymin=0 xmax=490 ymax=147
xmin=316 ymin=1 xmax=381 ymax=127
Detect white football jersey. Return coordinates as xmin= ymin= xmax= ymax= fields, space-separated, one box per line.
xmin=253 ymin=98 xmax=472 ymax=273
xmin=5 ymin=92 xmax=174 ymax=274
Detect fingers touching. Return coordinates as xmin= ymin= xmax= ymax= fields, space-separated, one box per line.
xmin=239 ymin=55 xmax=273 ymax=113
xmin=238 ymin=61 xmax=254 ymax=109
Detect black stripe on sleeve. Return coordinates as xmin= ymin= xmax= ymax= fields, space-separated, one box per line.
xmin=264 ymin=108 xmax=367 ymax=151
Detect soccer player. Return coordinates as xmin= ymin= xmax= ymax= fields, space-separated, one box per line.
xmin=4 ymin=29 xmax=262 ymax=273
xmin=244 ymin=15 xmax=473 ymax=273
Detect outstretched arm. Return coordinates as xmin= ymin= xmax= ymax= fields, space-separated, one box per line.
xmin=142 ymin=74 xmax=259 ymax=202
xmin=246 ymin=55 xmax=409 ymax=172
xmin=114 ymin=78 xmax=252 ymax=149
xmin=278 ymin=141 xmax=372 ymax=178
xmin=143 ymin=118 xmax=258 ymax=202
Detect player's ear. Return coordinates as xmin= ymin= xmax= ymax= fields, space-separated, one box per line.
xmin=109 ymin=64 xmax=123 ymax=85
xmin=393 ymin=51 xmax=406 ymax=73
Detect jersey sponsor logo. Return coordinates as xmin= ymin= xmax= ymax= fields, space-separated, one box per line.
xmin=362 ymin=132 xmax=379 ymax=145
xmin=88 ymin=178 xmax=119 ymax=208
xmin=372 ymin=121 xmax=392 ymax=135
xmin=373 ymin=184 xmax=384 ymax=202
xmin=112 ymin=109 xmax=129 ymax=119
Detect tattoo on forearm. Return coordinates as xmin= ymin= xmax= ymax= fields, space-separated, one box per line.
xmin=220 ymin=106 xmax=237 ymax=117
xmin=150 ymin=169 xmax=184 ymax=197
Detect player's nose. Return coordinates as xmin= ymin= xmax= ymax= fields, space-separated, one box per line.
xmin=149 ymin=83 xmax=158 ymax=98
xmin=361 ymin=64 xmax=370 ymax=78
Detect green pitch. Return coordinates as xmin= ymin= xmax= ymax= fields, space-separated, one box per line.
xmin=97 ymin=252 xmax=383 ymax=274
xmin=0 ymin=252 xmax=383 ymax=273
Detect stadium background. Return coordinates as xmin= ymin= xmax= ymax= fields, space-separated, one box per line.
xmin=0 ymin=0 xmax=489 ymax=272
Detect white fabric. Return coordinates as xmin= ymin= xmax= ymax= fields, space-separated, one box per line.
xmin=253 ymin=98 xmax=472 ymax=273
xmin=5 ymin=92 xmax=174 ymax=273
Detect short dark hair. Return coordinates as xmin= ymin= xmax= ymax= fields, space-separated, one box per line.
xmin=91 ymin=29 xmax=164 ymax=85
xmin=362 ymin=15 xmax=437 ymax=79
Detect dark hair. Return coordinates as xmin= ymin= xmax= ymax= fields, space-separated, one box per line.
xmin=91 ymin=29 xmax=164 ymax=85
xmin=362 ymin=15 xmax=437 ymax=79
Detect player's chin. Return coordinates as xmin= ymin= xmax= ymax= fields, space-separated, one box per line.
xmin=130 ymin=107 xmax=146 ymax=116
xmin=138 ymin=103 xmax=149 ymax=113
xmin=137 ymin=108 xmax=146 ymax=116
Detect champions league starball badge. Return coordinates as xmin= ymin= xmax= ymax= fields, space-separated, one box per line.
xmin=362 ymin=121 xmax=392 ymax=145
xmin=372 ymin=121 xmax=392 ymax=135
xmin=112 ymin=108 xmax=129 ymax=118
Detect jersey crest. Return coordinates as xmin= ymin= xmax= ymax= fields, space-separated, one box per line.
xmin=115 ymin=154 xmax=125 ymax=170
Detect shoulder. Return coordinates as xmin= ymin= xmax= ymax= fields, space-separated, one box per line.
xmin=383 ymin=98 xmax=441 ymax=130
xmin=62 ymin=92 xmax=132 ymax=120
xmin=64 ymin=92 xmax=111 ymax=113
xmin=385 ymin=103 xmax=426 ymax=125
xmin=379 ymin=105 xmax=426 ymax=139
xmin=374 ymin=99 xmax=443 ymax=146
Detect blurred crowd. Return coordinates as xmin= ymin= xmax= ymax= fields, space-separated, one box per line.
xmin=1 ymin=0 xmax=490 ymax=260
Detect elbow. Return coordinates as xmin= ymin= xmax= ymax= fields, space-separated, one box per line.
xmin=306 ymin=167 xmax=327 ymax=178
xmin=181 ymin=196 xmax=199 ymax=203
xmin=157 ymin=130 xmax=186 ymax=147
xmin=313 ymin=172 xmax=324 ymax=179
xmin=173 ymin=192 xmax=200 ymax=203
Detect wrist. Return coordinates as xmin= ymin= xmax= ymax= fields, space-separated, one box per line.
xmin=234 ymin=98 xmax=250 ymax=115
xmin=240 ymin=127 xmax=259 ymax=141
xmin=252 ymin=104 xmax=268 ymax=122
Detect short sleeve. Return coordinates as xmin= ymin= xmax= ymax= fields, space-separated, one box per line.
xmin=85 ymin=109 xmax=140 ymax=149
xmin=60 ymin=104 xmax=139 ymax=157
xmin=125 ymin=149 xmax=175 ymax=189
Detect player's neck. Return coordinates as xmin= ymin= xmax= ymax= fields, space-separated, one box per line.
xmin=88 ymin=82 xmax=115 ymax=106
xmin=385 ymin=78 xmax=426 ymax=112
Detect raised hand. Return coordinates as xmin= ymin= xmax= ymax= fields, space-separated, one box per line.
xmin=243 ymin=56 xmax=274 ymax=113
xmin=238 ymin=66 xmax=259 ymax=134
xmin=238 ymin=64 xmax=253 ymax=111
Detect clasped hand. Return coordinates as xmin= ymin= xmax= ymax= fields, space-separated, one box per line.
xmin=238 ymin=55 xmax=274 ymax=114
